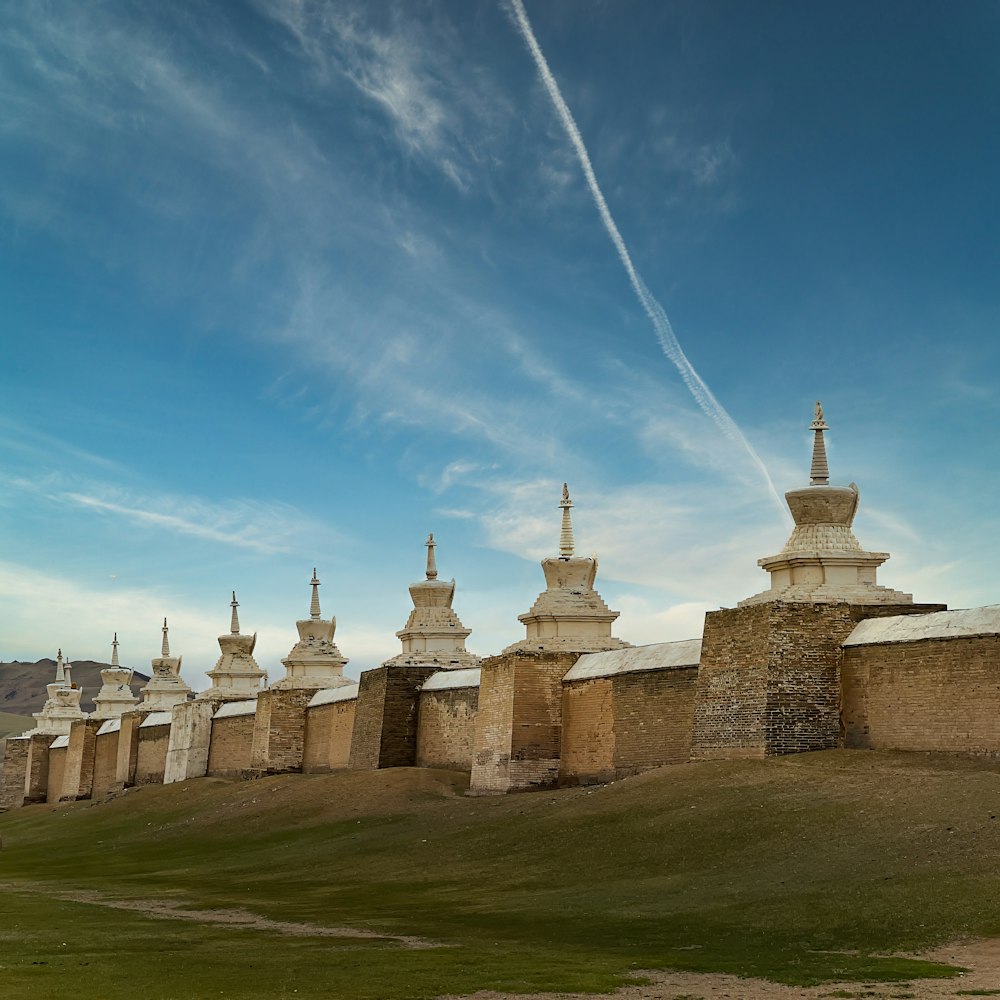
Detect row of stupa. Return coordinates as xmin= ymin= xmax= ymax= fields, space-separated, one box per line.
xmin=27 ymin=402 xmax=911 ymax=739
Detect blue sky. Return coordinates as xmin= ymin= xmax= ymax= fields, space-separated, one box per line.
xmin=1 ymin=1 xmax=998 ymax=685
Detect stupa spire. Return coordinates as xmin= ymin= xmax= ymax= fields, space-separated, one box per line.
xmin=54 ymin=648 xmax=65 ymax=684
xmin=309 ymin=568 xmax=322 ymax=619
xmin=425 ymin=534 xmax=438 ymax=580
xmin=559 ymin=483 xmax=575 ymax=558
xmin=809 ymin=401 xmax=830 ymax=486
xmin=63 ymin=656 xmax=73 ymax=687
xmin=161 ymin=618 xmax=170 ymax=657
xmin=230 ymin=592 xmax=240 ymax=634
xmin=111 ymin=632 xmax=120 ymax=667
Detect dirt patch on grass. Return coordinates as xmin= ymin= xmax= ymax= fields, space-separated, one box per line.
xmin=0 ymin=882 xmax=440 ymax=949
xmin=439 ymin=938 xmax=1000 ymax=999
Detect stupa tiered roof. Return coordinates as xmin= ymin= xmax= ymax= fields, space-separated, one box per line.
xmin=139 ymin=619 xmax=192 ymax=710
xmin=91 ymin=633 xmax=138 ymax=720
xmin=200 ymin=593 xmax=267 ymax=700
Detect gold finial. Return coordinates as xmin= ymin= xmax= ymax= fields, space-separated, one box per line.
xmin=425 ymin=533 xmax=438 ymax=580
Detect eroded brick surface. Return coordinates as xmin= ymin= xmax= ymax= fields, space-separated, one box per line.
xmin=303 ymin=701 xmax=356 ymax=772
xmin=416 ymin=688 xmax=479 ymax=770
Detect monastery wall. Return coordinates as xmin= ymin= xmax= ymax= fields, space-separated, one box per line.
xmin=46 ymin=741 xmax=67 ymax=804
xmin=0 ymin=737 xmax=29 ymax=810
xmin=303 ymin=688 xmax=358 ymax=772
xmin=251 ymin=688 xmax=315 ymax=774
xmin=91 ymin=729 xmax=121 ymax=799
xmin=115 ymin=710 xmax=152 ymax=791
xmin=416 ymin=671 xmax=480 ymax=770
xmin=207 ymin=705 xmax=256 ymax=777
xmin=25 ymin=733 xmax=51 ymax=804
xmin=349 ymin=666 xmax=437 ymax=770
xmin=842 ymin=609 xmax=1000 ymax=753
xmin=61 ymin=718 xmax=101 ymax=801
xmin=133 ymin=724 xmax=170 ymax=785
xmin=164 ymin=700 xmax=217 ymax=784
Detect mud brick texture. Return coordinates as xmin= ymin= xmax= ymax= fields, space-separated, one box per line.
xmin=61 ymin=718 xmax=101 ymax=800
xmin=842 ymin=634 xmax=1000 ymax=752
xmin=303 ymin=700 xmax=356 ymax=772
xmin=416 ymin=687 xmax=479 ymax=770
xmin=135 ymin=724 xmax=171 ymax=785
xmin=560 ymin=664 xmax=699 ymax=783
xmin=349 ymin=666 xmax=438 ymax=770
xmin=115 ymin=711 xmax=152 ymax=790
xmin=46 ymin=746 xmax=67 ymax=803
xmin=0 ymin=738 xmax=30 ymax=810
xmin=207 ymin=714 xmax=255 ymax=777
xmin=470 ymin=650 xmax=579 ymax=794
xmin=91 ymin=731 xmax=120 ymax=798
xmin=251 ymin=688 xmax=314 ymax=774
xmin=692 ymin=600 xmax=946 ymax=759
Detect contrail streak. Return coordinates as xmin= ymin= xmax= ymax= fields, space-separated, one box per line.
xmin=506 ymin=0 xmax=787 ymax=519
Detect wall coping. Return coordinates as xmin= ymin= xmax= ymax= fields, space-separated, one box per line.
xmin=49 ymin=735 xmax=70 ymax=749
xmin=308 ymin=683 xmax=359 ymax=708
xmin=421 ymin=668 xmax=481 ymax=692
xmin=564 ymin=638 xmax=702 ymax=681
xmin=844 ymin=605 xmax=1000 ymax=646
xmin=213 ymin=699 xmax=258 ymax=720
xmin=97 ymin=719 xmax=122 ymax=736
xmin=140 ymin=711 xmax=173 ymax=728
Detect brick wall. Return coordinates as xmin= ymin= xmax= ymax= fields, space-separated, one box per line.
xmin=0 ymin=738 xmax=29 ymax=810
xmin=164 ymin=700 xmax=217 ymax=783
xmin=693 ymin=600 xmax=945 ymax=759
xmin=91 ymin=732 xmax=120 ymax=798
xmin=560 ymin=678 xmax=614 ymax=781
xmin=46 ymin=746 xmax=67 ymax=804
xmin=25 ymin=734 xmax=51 ymax=803
xmin=250 ymin=688 xmax=314 ymax=774
xmin=470 ymin=650 xmax=579 ymax=794
xmin=116 ymin=710 xmax=153 ymax=790
xmin=61 ymin=719 xmax=101 ymax=800
xmin=207 ymin=714 xmax=255 ymax=777
xmin=349 ymin=666 xmax=437 ymax=770
xmin=303 ymin=701 xmax=356 ymax=772
xmin=135 ymin=725 xmax=171 ymax=785
xmin=842 ymin=634 xmax=1000 ymax=752
xmin=416 ymin=687 xmax=479 ymax=770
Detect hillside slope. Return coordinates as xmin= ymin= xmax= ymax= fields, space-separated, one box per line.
xmin=2 ymin=750 xmax=1000 ymax=999
xmin=0 ymin=659 xmax=149 ymax=715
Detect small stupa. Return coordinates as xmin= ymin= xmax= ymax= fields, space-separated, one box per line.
xmin=92 ymin=634 xmax=138 ymax=720
xmin=505 ymin=484 xmax=626 ymax=653
xmin=384 ymin=534 xmax=478 ymax=669
xmin=740 ymin=402 xmax=913 ymax=606
xmin=200 ymin=593 xmax=267 ymax=700
xmin=30 ymin=649 xmax=87 ymax=735
xmin=139 ymin=619 xmax=192 ymax=710
xmin=274 ymin=569 xmax=351 ymax=689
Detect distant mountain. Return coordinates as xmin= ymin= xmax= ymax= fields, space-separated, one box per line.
xmin=0 ymin=659 xmax=150 ymax=716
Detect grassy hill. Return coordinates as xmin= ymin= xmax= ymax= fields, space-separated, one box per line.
xmin=0 ymin=711 xmax=33 ymax=739
xmin=2 ymin=750 xmax=999 ymax=999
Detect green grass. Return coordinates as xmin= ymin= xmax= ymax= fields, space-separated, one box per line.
xmin=0 ymin=711 xmax=32 ymax=738
xmin=2 ymin=750 xmax=998 ymax=998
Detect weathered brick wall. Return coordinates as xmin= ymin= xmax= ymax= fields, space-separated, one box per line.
xmin=46 ymin=746 xmax=67 ymax=804
xmin=303 ymin=701 xmax=356 ymax=772
xmin=470 ymin=650 xmax=578 ymax=794
xmin=164 ymin=700 xmax=217 ymax=783
xmin=693 ymin=601 xmax=945 ymax=759
xmin=116 ymin=710 xmax=152 ymax=790
xmin=349 ymin=666 xmax=437 ymax=770
xmin=416 ymin=688 xmax=479 ymax=770
xmin=613 ymin=665 xmax=699 ymax=773
xmin=135 ymin=726 xmax=171 ymax=785
xmin=91 ymin=733 xmax=120 ymax=799
xmin=842 ymin=634 xmax=1000 ymax=752
xmin=61 ymin=719 xmax=101 ymax=800
xmin=0 ymin=738 xmax=30 ymax=810
xmin=560 ymin=678 xmax=614 ymax=781
xmin=207 ymin=714 xmax=255 ymax=777
xmin=250 ymin=688 xmax=314 ymax=773
xmin=25 ymin=734 xmax=51 ymax=803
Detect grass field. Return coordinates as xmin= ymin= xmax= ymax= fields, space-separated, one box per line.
xmin=2 ymin=750 xmax=1000 ymax=999
xmin=0 ymin=712 xmax=32 ymax=738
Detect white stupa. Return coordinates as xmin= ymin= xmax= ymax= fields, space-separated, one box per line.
xmin=30 ymin=649 xmax=87 ymax=736
xmin=505 ymin=485 xmax=626 ymax=653
xmin=383 ymin=534 xmax=479 ymax=669
xmin=740 ymin=402 xmax=914 ymax=606
xmin=199 ymin=593 xmax=267 ymax=700
xmin=139 ymin=619 xmax=192 ymax=710
xmin=273 ymin=569 xmax=351 ymax=689
xmin=92 ymin=634 xmax=138 ymax=720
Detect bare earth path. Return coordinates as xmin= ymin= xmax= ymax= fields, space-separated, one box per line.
xmin=441 ymin=939 xmax=1000 ymax=999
